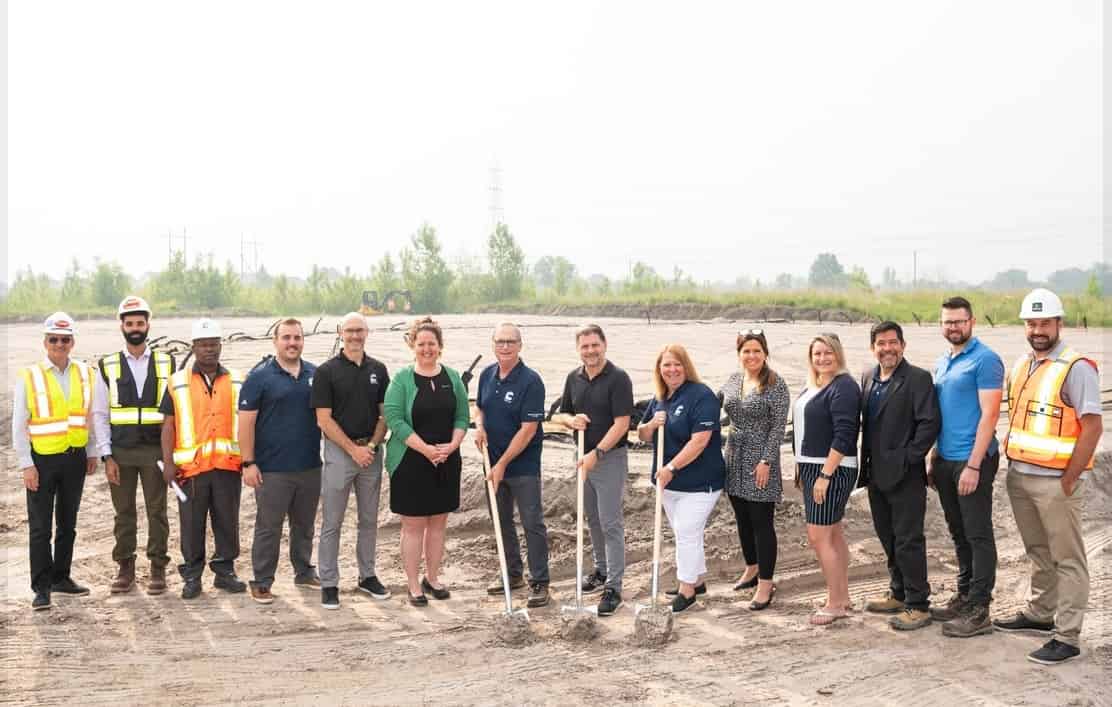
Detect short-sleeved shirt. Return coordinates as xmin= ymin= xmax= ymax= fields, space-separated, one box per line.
xmin=310 ymin=350 xmax=390 ymax=440
xmin=641 ymin=381 xmax=725 ymax=493
xmin=238 ymin=357 xmax=321 ymax=473
xmin=1009 ymin=340 xmax=1102 ymax=479
xmin=559 ymin=360 xmax=635 ymax=453
xmin=477 ymin=359 xmax=546 ymax=478
xmin=934 ymin=337 xmax=1005 ymax=461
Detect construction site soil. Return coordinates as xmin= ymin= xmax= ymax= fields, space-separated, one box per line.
xmin=2 ymin=314 xmax=1108 ymax=705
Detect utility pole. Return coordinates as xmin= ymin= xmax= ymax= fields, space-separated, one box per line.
xmin=488 ymin=160 xmax=503 ymax=233
xmin=912 ymin=250 xmax=918 ymax=289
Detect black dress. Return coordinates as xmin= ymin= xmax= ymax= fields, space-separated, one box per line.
xmin=389 ymin=370 xmax=462 ymax=516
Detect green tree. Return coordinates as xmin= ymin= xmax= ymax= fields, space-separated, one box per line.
xmin=808 ymin=253 xmax=846 ymax=288
xmin=848 ymin=266 xmax=872 ymax=292
xmin=625 ymin=261 xmax=664 ymax=293
xmin=487 ymin=223 xmax=526 ymax=300
xmin=370 ymin=253 xmax=401 ymax=296
xmin=401 ymin=223 xmax=453 ymax=312
xmin=986 ymin=268 xmax=1030 ymax=291
xmin=151 ymin=250 xmax=188 ymax=305
xmin=60 ymin=258 xmax=88 ymax=303
xmin=324 ymin=267 xmax=368 ymax=314
xmin=306 ymin=265 xmax=329 ymax=311
xmin=774 ymin=272 xmax=793 ymax=289
xmin=4 ymin=267 xmax=59 ymax=313
xmin=532 ymin=256 xmax=556 ymax=290
xmin=90 ymin=259 xmax=132 ymax=307
xmin=1085 ymin=272 xmax=1102 ymax=298
xmin=552 ymin=257 xmax=576 ymax=296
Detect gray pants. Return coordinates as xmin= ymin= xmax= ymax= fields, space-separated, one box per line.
xmin=318 ymin=440 xmax=382 ymax=588
xmin=251 ymin=467 xmax=321 ymax=589
xmin=493 ymin=474 xmax=550 ymax=584
xmin=585 ymin=447 xmax=627 ymax=592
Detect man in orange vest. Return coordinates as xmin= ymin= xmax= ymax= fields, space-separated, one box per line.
xmin=993 ymin=289 xmax=1102 ymax=665
xmin=159 ymin=319 xmax=246 ymax=600
xmin=13 ymin=312 xmax=99 ymax=610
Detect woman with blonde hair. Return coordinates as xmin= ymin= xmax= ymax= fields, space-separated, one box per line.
xmin=637 ymin=344 xmax=726 ymax=613
xmin=384 ymin=317 xmax=470 ymax=606
xmin=793 ymin=332 xmax=861 ymax=625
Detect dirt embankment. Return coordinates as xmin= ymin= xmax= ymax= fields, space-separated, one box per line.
xmin=476 ymin=301 xmax=870 ymax=324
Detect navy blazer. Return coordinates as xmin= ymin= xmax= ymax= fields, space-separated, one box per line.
xmin=858 ymin=358 xmax=940 ymax=492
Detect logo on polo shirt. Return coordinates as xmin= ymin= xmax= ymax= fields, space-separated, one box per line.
xmin=699 ymin=420 xmax=714 ymax=427
xmin=504 ymin=390 xmax=515 ymax=403
xmin=674 ymin=404 xmax=685 ymax=417
xmin=369 ymin=373 xmax=378 ymax=385
xmin=308 ymin=376 xmax=313 ymax=386
xmin=240 ymin=399 xmax=248 ymax=407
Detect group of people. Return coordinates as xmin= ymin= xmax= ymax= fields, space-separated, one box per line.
xmin=14 ymin=288 xmax=1100 ymax=666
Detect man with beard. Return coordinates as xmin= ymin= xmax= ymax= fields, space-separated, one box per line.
xmin=238 ymin=318 xmax=322 ymax=604
xmin=552 ymin=324 xmax=634 ymax=616
xmin=160 ymin=319 xmax=247 ymax=599
xmin=930 ymin=296 xmax=1005 ymax=638
xmin=92 ymin=296 xmax=175 ymax=595
xmin=993 ymin=289 xmax=1102 ymax=665
xmin=859 ymin=321 xmax=939 ymax=630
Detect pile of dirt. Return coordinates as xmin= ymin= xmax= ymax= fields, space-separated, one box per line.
xmin=492 ymin=612 xmax=534 ymax=646
xmin=632 ymin=607 xmax=673 ymax=647
xmin=558 ymin=613 xmax=599 ymax=642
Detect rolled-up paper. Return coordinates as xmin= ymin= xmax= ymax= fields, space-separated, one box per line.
xmin=156 ymin=461 xmax=188 ymax=502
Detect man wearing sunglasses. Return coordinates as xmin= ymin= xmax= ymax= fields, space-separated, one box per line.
xmin=13 ymin=312 xmax=100 ymax=610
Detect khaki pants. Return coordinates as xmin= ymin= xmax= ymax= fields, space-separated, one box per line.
xmin=1005 ymin=471 xmax=1088 ymax=647
xmin=109 ymin=444 xmax=170 ymax=567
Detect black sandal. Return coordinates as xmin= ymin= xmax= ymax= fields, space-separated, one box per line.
xmin=421 ymin=577 xmax=451 ymax=600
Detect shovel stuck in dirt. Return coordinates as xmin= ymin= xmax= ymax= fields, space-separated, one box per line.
xmin=633 ymin=425 xmax=674 ymax=646
xmin=559 ymin=430 xmax=599 ymax=639
xmin=481 ymin=445 xmax=534 ymax=646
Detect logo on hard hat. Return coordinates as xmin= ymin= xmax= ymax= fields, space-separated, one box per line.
xmin=56 ymin=320 xmax=71 ymax=328
xmin=1032 ymin=302 xmax=1043 ymax=312
xmin=123 ymin=298 xmax=141 ymax=309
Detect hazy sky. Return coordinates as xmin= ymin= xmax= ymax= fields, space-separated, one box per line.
xmin=7 ymin=1 xmax=1103 ymax=286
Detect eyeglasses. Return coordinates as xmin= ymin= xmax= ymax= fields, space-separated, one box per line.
xmin=494 ymin=339 xmax=521 ymax=347
xmin=941 ymin=319 xmax=970 ymax=328
xmin=739 ymin=328 xmax=765 ymax=337
xmin=47 ymin=336 xmax=73 ymax=345
xmin=342 ymin=328 xmax=368 ymax=335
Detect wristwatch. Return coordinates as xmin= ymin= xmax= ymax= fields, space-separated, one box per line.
xmin=595 ymin=446 xmax=608 ymax=459
xmin=100 ymin=454 xmax=113 ymax=463
xmin=663 ymin=463 xmax=676 ymax=474
xmin=819 ymin=470 xmax=834 ymax=480
xmin=242 ymin=460 xmax=257 ymax=469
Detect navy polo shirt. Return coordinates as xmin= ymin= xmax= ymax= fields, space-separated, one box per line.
xmin=641 ymin=381 xmax=725 ymax=493
xmin=238 ymin=357 xmax=322 ymax=473
xmin=477 ymin=360 xmax=545 ymax=478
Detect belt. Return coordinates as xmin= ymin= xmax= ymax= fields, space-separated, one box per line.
xmin=351 ymin=437 xmax=375 ymax=447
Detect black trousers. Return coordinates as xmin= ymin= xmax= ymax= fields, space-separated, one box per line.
xmin=933 ymin=452 xmax=999 ymax=606
xmin=867 ymin=471 xmax=929 ymax=610
xmin=178 ymin=470 xmax=242 ymax=581
xmin=27 ymin=449 xmax=87 ymax=592
xmin=728 ymin=495 xmax=777 ymax=580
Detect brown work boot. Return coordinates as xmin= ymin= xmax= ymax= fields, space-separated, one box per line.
xmin=111 ymin=558 xmax=136 ymax=594
xmin=487 ymin=575 xmax=525 ymax=595
xmin=889 ymin=608 xmax=932 ymax=631
xmin=864 ymin=591 xmax=904 ymax=614
xmin=147 ymin=564 xmax=167 ymax=596
xmin=941 ymin=602 xmax=993 ymax=638
xmin=929 ymin=592 xmax=967 ymax=622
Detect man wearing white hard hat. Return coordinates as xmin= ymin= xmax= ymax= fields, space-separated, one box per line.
xmin=992 ymin=288 xmax=1102 ymax=665
xmin=91 ymin=296 xmax=176 ymax=596
xmin=159 ymin=318 xmax=247 ymax=600
xmin=12 ymin=312 xmax=99 ymax=610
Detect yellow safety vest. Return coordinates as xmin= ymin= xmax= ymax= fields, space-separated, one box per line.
xmin=101 ymin=350 xmax=173 ymax=425
xmin=21 ymin=360 xmax=93 ymax=455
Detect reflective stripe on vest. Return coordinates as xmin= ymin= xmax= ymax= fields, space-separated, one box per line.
xmin=169 ymin=368 xmax=243 ymax=474
xmin=103 ymin=351 xmax=172 ymax=426
xmin=22 ymin=361 xmax=92 ymax=454
xmin=1005 ymin=347 xmax=1095 ymax=471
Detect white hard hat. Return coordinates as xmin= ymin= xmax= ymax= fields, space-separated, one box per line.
xmin=1019 ymin=288 xmax=1065 ymax=319
xmin=191 ymin=318 xmax=222 ymax=341
xmin=43 ymin=311 xmax=77 ymax=336
xmin=118 ymin=295 xmax=152 ymax=318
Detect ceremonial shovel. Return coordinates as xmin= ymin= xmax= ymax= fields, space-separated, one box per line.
xmin=562 ymin=430 xmax=598 ymax=616
xmin=481 ymin=444 xmax=530 ymax=621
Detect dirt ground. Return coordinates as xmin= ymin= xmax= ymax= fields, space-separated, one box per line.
xmin=2 ymin=314 xmax=1109 ymax=706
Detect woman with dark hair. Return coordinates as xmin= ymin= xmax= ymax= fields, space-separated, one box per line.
xmin=637 ymin=344 xmax=726 ymax=613
xmin=384 ymin=317 xmax=470 ymax=606
xmin=793 ymin=332 xmax=861 ymax=625
xmin=719 ymin=328 xmax=790 ymax=610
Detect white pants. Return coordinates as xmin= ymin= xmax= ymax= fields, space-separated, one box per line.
xmin=662 ymin=488 xmax=722 ymax=584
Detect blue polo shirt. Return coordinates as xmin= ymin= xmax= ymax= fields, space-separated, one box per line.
xmin=238 ymin=357 xmax=322 ymax=473
xmin=641 ymin=381 xmax=725 ymax=493
xmin=934 ymin=337 xmax=1004 ymax=461
xmin=477 ymin=360 xmax=545 ymax=478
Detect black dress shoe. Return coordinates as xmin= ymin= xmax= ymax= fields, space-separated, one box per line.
xmin=421 ymin=577 xmax=451 ymax=600
xmin=408 ymin=591 xmax=429 ymax=607
xmin=665 ymin=582 xmax=706 ymax=597
xmin=32 ymin=591 xmax=52 ymax=611
xmin=213 ymin=574 xmax=247 ymax=593
xmin=181 ymin=579 xmax=202 ymax=600
xmin=732 ymin=575 xmax=759 ymax=591
xmin=749 ymin=585 xmax=776 ymax=611
xmin=50 ymin=578 xmax=90 ymax=596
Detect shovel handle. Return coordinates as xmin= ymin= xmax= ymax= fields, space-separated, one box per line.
xmin=575 ymin=430 xmax=585 ymax=610
xmin=651 ymin=424 xmax=664 ymax=608
xmin=482 ymin=445 xmax=515 ymax=614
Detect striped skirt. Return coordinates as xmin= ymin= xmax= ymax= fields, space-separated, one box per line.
xmin=798 ymin=462 xmax=858 ymax=526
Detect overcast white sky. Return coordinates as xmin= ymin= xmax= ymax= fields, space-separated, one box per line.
xmin=7 ymin=0 xmax=1103 ymax=285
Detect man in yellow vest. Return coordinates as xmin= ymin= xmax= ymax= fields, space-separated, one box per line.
xmin=993 ymin=289 xmax=1102 ymax=665
xmin=13 ymin=312 xmax=99 ymax=610
xmin=159 ymin=318 xmax=246 ymax=600
xmin=92 ymin=296 xmax=175 ymax=595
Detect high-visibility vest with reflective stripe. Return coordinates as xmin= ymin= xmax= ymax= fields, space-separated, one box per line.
xmin=168 ymin=367 xmax=243 ymax=477
xmin=21 ymin=360 xmax=93 ymax=455
xmin=1005 ymin=347 xmax=1096 ymax=471
xmin=101 ymin=351 xmax=174 ymax=426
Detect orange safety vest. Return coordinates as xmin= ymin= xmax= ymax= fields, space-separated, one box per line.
xmin=1005 ymin=347 xmax=1096 ymax=471
xmin=168 ymin=367 xmax=243 ymax=478
xmin=21 ymin=360 xmax=93 ymax=455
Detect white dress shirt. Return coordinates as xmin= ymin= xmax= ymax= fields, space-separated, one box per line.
xmin=91 ymin=347 xmax=152 ymax=457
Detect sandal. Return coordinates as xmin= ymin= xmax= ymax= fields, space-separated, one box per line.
xmin=810 ymin=608 xmax=849 ymax=626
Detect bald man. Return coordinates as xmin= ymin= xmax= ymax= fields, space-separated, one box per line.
xmin=310 ymin=313 xmax=391 ymax=609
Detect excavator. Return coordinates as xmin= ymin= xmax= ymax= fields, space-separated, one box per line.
xmin=359 ymin=289 xmax=413 ymax=317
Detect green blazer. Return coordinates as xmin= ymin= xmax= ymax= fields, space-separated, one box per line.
xmin=383 ymin=364 xmax=470 ymax=475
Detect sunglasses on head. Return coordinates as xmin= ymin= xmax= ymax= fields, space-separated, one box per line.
xmin=739 ymin=328 xmax=765 ymax=337
xmin=47 ymin=336 xmax=73 ymax=345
